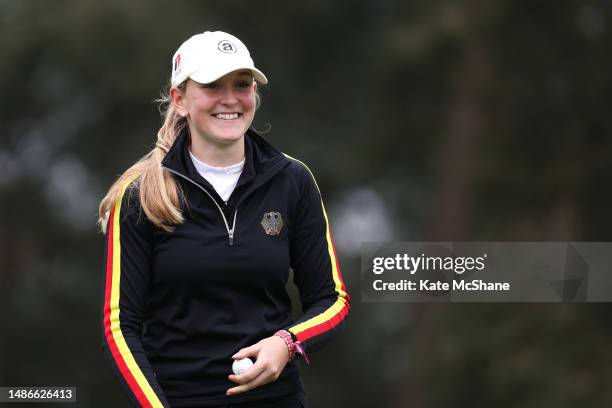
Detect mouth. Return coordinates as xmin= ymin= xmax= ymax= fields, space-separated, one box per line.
xmin=212 ymin=113 xmax=242 ymax=120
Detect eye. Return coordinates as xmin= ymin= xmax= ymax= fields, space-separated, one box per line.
xmin=201 ymin=82 xmax=219 ymax=89
xmin=236 ymin=80 xmax=252 ymax=89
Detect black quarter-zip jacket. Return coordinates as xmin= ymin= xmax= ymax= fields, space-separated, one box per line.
xmin=101 ymin=128 xmax=350 ymax=407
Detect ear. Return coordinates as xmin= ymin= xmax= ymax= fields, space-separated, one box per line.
xmin=252 ymin=81 xmax=257 ymax=93
xmin=170 ymin=84 xmax=188 ymax=117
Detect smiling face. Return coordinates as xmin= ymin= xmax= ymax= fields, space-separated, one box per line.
xmin=172 ymin=70 xmax=257 ymax=148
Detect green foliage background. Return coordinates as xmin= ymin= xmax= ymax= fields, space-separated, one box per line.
xmin=1 ymin=1 xmax=611 ymax=406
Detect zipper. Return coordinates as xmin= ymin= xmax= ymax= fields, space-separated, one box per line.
xmin=162 ymin=165 xmax=238 ymax=246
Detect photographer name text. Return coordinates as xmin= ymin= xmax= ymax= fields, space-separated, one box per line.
xmin=371 ymin=253 xmax=511 ymax=292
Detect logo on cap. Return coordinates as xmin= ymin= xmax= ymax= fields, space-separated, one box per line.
xmin=173 ymin=54 xmax=181 ymax=72
xmin=217 ymin=40 xmax=237 ymax=54
xmin=261 ymin=212 xmax=283 ymax=236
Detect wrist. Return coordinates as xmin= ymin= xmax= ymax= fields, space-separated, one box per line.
xmin=274 ymin=330 xmax=310 ymax=365
xmin=274 ymin=330 xmax=296 ymax=360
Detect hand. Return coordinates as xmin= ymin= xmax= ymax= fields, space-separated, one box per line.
xmin=227 ymin=335 xmax=289 ymax=396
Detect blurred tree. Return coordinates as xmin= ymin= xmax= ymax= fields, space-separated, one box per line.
xmin=1 ymin=0 xmax=611 ymax=407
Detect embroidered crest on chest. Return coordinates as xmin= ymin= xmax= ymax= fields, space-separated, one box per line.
xmin=261 ymin=212 xmax=283 ymax=236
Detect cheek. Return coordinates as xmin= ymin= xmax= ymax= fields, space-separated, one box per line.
xmin=240 ymin=94 xmax=257 ymax=111
xmin=186 ymin=92 xmax=213 ymax=112
xmin=192 ymin=98 xmax=213 ymax=113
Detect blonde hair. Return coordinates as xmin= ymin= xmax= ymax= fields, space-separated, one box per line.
xmin=97 ymin=82 xmax=187 ymax=233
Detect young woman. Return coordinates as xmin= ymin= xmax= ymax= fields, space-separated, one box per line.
xmin=99 ymin=31 xmax=350 ymax=408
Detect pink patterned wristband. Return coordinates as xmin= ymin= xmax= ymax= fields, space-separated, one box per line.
xmin=274 ymin=330 xmax=296 ymax=360
xmin=274 ymin=330 xmax=310 ymax=364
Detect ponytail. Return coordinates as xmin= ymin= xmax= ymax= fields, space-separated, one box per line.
xmin=97 ymin=83 xmax=187 ymax=233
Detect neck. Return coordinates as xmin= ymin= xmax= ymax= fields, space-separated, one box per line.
xmin=189 ymin=133 xmax=246 ymax=167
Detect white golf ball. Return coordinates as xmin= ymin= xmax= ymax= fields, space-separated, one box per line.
xmin=232 ymin=358 xmax=253 ymax=375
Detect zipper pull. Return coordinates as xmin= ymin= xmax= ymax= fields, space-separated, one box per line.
xmin=228 ymin=210 xmax=237 ymax=247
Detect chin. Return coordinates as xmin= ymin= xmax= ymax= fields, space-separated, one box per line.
xmin=216 ymin=132 xmax=246 ymax=143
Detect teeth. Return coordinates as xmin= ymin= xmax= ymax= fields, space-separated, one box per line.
xmin=215 ymin=113 xmax=239 ymax=120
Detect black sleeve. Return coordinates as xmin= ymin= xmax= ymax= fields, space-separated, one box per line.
xmin=286 ymin=160 xmax=350 ymax=355
xmin=101 ymin=181 xmax=170 ymax=408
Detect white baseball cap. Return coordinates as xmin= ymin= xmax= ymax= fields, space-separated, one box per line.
xmin=171 ymin=31 xmax=268 ymax=87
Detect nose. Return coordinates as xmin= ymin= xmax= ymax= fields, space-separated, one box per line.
xmin=219 ymin=84 xmax=238 ymax=105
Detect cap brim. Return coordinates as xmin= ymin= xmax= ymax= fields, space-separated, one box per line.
xmin=189 ymin=65 xmax=268 ymax=85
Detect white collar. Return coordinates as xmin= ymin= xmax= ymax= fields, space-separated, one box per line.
xmin=189 ymin=150 xmax=245 ymax=175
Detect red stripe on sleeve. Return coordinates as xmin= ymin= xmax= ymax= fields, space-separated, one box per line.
xmin=294 ymin=303 xmax=350 ymax=343
xmin=103 ymin=207 xmax=153 ymax=408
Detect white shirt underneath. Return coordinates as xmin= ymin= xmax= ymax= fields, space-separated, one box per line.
xmin=189 ymin=150 xmax=245 ymax=202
